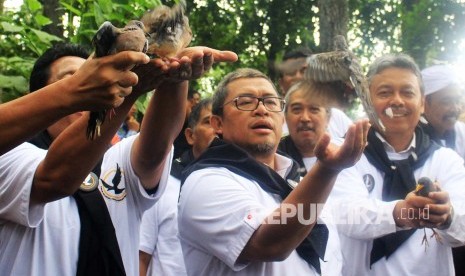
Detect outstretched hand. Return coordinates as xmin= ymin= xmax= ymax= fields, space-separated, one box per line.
xmin=132 ymin=46 xmax=238 ymax=93
xmin=68 ymin=51 xmax=150 ymax=111
xmin=314 ymin=119 xmax=370 ymax=172
xmin=164 ymin=46 xmax=238 ymax=83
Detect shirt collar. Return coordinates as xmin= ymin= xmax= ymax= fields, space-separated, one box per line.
xmin=375 ymin=132 xmax=416 ymax=160
xmin=274 ymin=153 xmax=294 ymax=178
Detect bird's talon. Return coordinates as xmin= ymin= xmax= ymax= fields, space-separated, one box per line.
xmin=431 ymin=229 xmax=443 ymax=244
xmin=421 ymin=228 xmax=429 ymax=252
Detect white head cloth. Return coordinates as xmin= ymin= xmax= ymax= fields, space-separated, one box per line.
xmin=421 ymin=65 xmax=461 ymax=96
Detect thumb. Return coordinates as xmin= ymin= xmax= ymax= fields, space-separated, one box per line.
xmin=111 ymin=51 xmax=150 ymax=71
xmin=314 ymin=132 xmax=331 ymax=159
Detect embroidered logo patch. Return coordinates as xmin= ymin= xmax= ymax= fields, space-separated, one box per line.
xmin=80 ymin=172 xmax=99 ymax=192
xmin=100 ymin=163 xmax=127 ymax=201
xmin=363 ymin=174 xmax=375 ymax=193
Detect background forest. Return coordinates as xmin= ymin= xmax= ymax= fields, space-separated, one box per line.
xmin=1 ymin=0 xmax=465 ymax=115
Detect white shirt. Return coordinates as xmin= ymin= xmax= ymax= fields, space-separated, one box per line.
xmin=139 ymin=175 xmax=187 ymax=276
xmin=302 ymin=156 xmax=317 ymax=172
xmin=178 ymin=153 xmax=342 ymax=276
xmin=328 ymin=145 xmax=465 ymax=276
xmin=327 ymin=108 xmax=353 ymax=139
xmin=0 ymin=136 xmax=171 ymax=276
xmin=452 ymin=121 xmax=465 ymax=160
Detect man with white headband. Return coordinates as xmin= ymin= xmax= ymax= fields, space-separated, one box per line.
xmin=421 ymin=64 xmax=465 ymax=275
xmin=420 ymin=64 xmax=465 ymax=159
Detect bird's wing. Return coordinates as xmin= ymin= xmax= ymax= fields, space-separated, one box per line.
xmin=305 ymin=51 xmax=352 ymax=83
xmin=348 ymin=57 xmax=385 ymax=132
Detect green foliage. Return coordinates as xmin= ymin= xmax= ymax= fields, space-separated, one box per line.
xmin=350 ymin=0 xmax=465 ymax=68
xmin=0 ymin=0 xmax=62 ymax=102
xmin=1 ymin=0 xmax=465 ymax=107
xmin=189 ymin=0 xmax=316 ymax=81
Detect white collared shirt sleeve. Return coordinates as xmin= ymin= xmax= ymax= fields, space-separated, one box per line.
xmin=431 ymin=148 xmax=465 ymax=246
xmin=0 ymin=143 xmax=47 ymax=227
xmin=178 ymin=168 xmax=274 ymax=272
xmin=101 ymin=134 xmax=172 ymax=217
xmin=100 ymin=135 xmax=173 ymax=276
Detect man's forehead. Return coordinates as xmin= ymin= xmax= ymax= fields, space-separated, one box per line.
xmin=200 ymin=106 xmax=212 ymax=117
xmin=227 ymin=77 xmax=277 ymax=94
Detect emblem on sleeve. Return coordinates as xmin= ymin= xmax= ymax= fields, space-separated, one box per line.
xmin=80 ymin=172 xmax=99 ymax=192
xmin=363 ymin=174 xmax=375 ymax=193
xmin=100 ymin=163 xmax=127 ymax=201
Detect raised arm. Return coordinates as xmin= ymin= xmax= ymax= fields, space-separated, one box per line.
xmin=239 ymin=119 xmax=370 ymax=262
xmin=0 ymin=51 xmax=149 ymax=155
xmin=30 ymin=51 xmax=153 ymax=204
xmin=131 ymin=47 xmax=238 ymax=190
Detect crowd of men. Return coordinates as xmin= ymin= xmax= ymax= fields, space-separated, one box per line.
xmin=0 ymin=40 xmax=464 ymax=276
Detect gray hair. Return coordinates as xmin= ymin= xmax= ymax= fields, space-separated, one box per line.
xmin=284 ymin=80 xmax=334 ymax=116
xmin=367 ymin=53 xmax=425 ymax=94
xmin=212 ymin=68 xmax=277 ymax=117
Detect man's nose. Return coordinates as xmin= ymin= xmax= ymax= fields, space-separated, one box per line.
xmin=253 ymin=100 xmax=268 ymax=115
xmin=389 ymin=92 xmax=405 ymax=106
xmin=300 ymin=110 xmax=311 ymax=122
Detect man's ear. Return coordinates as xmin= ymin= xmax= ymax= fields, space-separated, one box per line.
xmin=210 ymin=115 xmax=223 ymax=136
xmin=184 ymin=128 xmax=194 ymax=146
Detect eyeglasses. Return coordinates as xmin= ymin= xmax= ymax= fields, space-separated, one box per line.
xmin=223 ymin=96 xmax=286 ymax=112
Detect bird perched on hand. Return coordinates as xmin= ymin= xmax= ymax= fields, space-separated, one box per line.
xmin=141 ymin=0 xmax=192 ymax=58
xmin=305 ymin=35 xmax=385 ymax=132
xmin=87 ymin=20 xmax=148 ymax=140
xmin=414 ymin=177 xmax=442 ymax=250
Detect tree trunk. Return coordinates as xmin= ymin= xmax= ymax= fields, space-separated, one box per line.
xmin=40 ymin=0 xmax=64 ymax=38
xmin=317 ymin=0 xmax=348 ymax=51
xmin=266 ymin=0 xmax=285 ymax=81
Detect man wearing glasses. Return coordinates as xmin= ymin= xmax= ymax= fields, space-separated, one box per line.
xmin=178 ymin=68 xmax=369 ymax=275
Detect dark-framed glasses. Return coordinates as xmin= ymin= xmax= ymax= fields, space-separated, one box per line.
xmin=223 ymin=96 xmax=286 ymax=112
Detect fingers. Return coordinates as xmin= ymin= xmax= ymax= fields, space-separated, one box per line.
xmin=428 ymin=190 xmax=449 ymax=204
xmin=167 ymin=56 xmax=191 ymax=80
xmin=117 ymin=71 xmax=139 ymax=88
xmin=213 ymin=50 xmax=238 ymax=62
xmin=405 ymin=192 xmax=435 ymax=208
xmin=420 ymin=212 xmax=451 ymax=228
xmin=202 ymin=52 xmax=213 ymax=73
xmin=108 ymin=51 xmax=150 ymax=71
xmin=313 ymin=132 xmax=331 ymax=159
xmin=338 ymin=123 xmax=357 ymax=159
xmin=176 ymin=46 xmax=238 ymax=63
